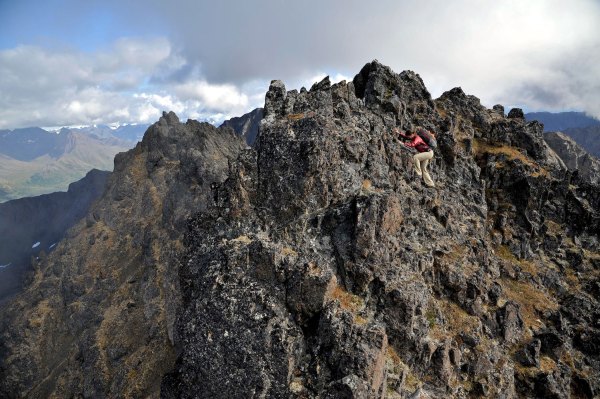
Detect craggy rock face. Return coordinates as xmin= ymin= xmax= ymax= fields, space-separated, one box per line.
xmin=161 ymin=61 xmax=599 ymax=398
xmin=0 ymin=113 xmax=246 ymax=398
xmin=1 ymin=62 xmax=599 ymax=399
xmin=544 ymin=131 xmax=600 ymax=185
xmin=220 ymin=107 xmax=264 ymax=145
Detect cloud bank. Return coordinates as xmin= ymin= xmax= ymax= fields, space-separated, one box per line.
xmin=0 ymin=38 xmax=264 ymax=128
xmin=1 ymin=0 xmax=599 ymax=128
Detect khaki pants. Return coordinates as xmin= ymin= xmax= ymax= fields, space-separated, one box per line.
xmin=413 ymin=151 xmax=435 ymax=187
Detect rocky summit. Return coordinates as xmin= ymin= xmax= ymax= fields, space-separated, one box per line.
xmin=1 ymin=61 xmax=599 ymax=399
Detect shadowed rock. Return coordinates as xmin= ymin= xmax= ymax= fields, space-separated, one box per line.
xmin=0 ymin=169 xmax=109 ymax=303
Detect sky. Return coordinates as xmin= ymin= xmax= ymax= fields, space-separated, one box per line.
xmin=0 ymin=0 xmax=599 ymax=129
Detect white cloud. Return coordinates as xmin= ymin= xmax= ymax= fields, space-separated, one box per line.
xmin=400 ymin=0 xmax=600 ymax=116
xmin=173 ymin=80 xmax=249 ymax=112
xmin=139 ymin=0 xmax=600 ymax=118
xmin=134 ymin=93 xmax=185 ymax=114
xmin=0 ymin=38 xmax=179 ymax=128
xmin=135 ymin=102 xmax=161 ymax=124
xmin=2 ymin=0 xmax=600 ymax=128
xmin=0 ymin=38 xmax=266 ymax=128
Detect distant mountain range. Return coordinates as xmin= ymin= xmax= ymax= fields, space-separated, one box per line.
xmin=0 ymin=127 xmax=133 ymax=202
xmin=0 ymin=127 xmax=74 ymax=161
xmin=544 ymin=131 xmax=600 ymax=184
xmin=57 ymin=123 xmax=149 ymax=142
xmin=525 ymin=111 xmax=600 ymax=158
xmin=525 ymin=111 xmax=600 ymax=132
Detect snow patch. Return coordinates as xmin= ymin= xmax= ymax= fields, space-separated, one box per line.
xmin=0 ymin=263 xmax=11 ymax=269
xmin=49 ymin=243 xmax=56 ymax=249
xmin=32 ymin=241 xmax=41 ymax=249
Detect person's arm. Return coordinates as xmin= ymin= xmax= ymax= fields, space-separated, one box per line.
xmin=394 ymin=128 xmax=411 ymax=140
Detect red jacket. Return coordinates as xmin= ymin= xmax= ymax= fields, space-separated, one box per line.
xmin=398 ymin=132 xmax=430 ymax=152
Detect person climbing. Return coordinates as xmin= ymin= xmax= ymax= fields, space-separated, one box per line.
xmin=394 ymin=126 xmax=436 ymax=188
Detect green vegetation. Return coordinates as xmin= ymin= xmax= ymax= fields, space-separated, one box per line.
xmin=0 ymin=135 xmax=129 ymax=202
xmin=472 ymin=139 xmax=549 ymax=177
xmin=495 ymin=245 xmax=539 ymax=276
xmin=500 ymin=278 xmax=558 ymax=335
xmin=329 ymin=284 xmax=365 ymax=314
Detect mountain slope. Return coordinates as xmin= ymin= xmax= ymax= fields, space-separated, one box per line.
xmin=544 ymin=132 xmax=600 ymax=184
xmin=0 ymin=113 xmax=245 ymax=397
xmin=561 ymin=125 xmax=600 ymax=158
xmin=0 ymin=169 xmax=110 ymax=303
xmin=163 ymin=66 xmax=598 ymax=398
xmin=0 ymin=130 xmax=131 ymax=202
xmin=1 ymin=63 xmax=599 ymax=398
xmin=60 ymin=124 xmax=149 ymax=143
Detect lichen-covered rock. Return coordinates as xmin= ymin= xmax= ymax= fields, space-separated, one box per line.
xmin=162 ymin=61 xmax=599 ymax=398
xmin=1 ymin=62 xmax=599 ymax=399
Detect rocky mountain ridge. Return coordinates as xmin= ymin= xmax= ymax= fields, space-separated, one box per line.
xmin=559 ymin=126 xmax=600 ymax=159
xmin=220 ymin=107 xmax=263 ymax=145
xmin=544 ymin=132 xmax=600 ymax=185
xmin=0 ymin=114 xmax=245 ymax=397
xmin=1 ymin=61 xmax=598 ymax=399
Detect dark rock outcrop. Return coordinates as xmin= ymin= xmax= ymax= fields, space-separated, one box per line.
xmin=220 ymin=107 xmax=264 ymax=145
xmin=1 ymin=63 xmax=599 ymax=399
